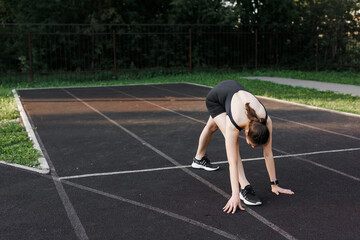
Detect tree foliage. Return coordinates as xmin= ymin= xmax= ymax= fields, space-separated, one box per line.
xmin=0 ymin=0 xmax=359 ymax=78
xmin=1 ymin=0 xmax=359 ymax=26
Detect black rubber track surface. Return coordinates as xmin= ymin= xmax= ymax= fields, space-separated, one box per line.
xmin=1 ymin=83 xmax=359 ymax=240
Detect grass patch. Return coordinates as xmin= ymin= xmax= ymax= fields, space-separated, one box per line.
xmin=0 ymin=121 xmax=41 ymax=167
xmin=0 ymin=97 xmax=18 ymax=121
xmin=252 ymin=69 xmax=360 ymax=86
xmin=0 ymin=69 xmax=359 ymax=169
xmin=239 ymin=79 xmax=359 ymax=114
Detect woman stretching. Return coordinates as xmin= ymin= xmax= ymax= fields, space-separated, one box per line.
xmin=191 ymin=80 xmax=294 ymax=214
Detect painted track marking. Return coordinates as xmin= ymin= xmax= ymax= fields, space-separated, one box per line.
xmin=157 ymin=83 xmax=360 ymax=141
xmin=61 ymin=180 xmax=243 ymax=240
xmin=150 ymin=83 xmax=360 ymax=180
xmin=28 ymin=113 xmax=89 ymax=240
xmin=58 ymin=147 xmax=360 ymax=180
xmin=62 ymin=88 xmax=298 ymax=240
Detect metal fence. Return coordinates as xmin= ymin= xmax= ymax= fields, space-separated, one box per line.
xmin=1 ymin=23 xmax=359 ymax=82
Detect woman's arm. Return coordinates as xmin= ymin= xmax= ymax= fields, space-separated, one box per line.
xmin=223 ymin=117 xmax=245 ymax=214
xmin=263 ymin=117 xmax=294 ymax=195
xmin=226 ymin=124 xmax=241 ymax=197
xmin=263 ymin=117 xmax=277 ymax=182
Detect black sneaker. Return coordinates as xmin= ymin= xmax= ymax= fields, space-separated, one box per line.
xmin=240 ymin=185 xmax=262 ymax=206
xmin=191 ymin=155 xmax=219 ymax=171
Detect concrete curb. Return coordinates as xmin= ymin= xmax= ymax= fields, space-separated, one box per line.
xmin=1 ymin=89 xmax=51 ymax=174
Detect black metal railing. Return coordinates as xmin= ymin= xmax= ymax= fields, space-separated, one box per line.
xmin=1 ymin=23 xmax=359 ymax=82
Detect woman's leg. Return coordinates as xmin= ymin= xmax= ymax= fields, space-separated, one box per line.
xmin=212 ymin=113 xmax=260 ymax=205
xmin=195 ymin=116 xmax=219 ymax=160
xmin=237 ymin=149 xmax=250 ymax=188
xmin=212 ymin=113 xmax=250 ymax=188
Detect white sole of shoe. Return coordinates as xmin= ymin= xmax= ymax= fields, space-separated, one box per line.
xmin=240 ymin=193 xmax=262 ymax=206
xmin=191 ymin=162 xmax=219 ymax=171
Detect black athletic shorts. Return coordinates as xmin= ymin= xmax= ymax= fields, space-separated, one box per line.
xmin=205 ymin=80 xmax=248 ymax=119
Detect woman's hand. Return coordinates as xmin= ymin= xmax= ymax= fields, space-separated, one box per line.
xmin=271 ymin=185 xmax=294 ymax=195
xmin=223 ymin=195 xmax=245 ymax=214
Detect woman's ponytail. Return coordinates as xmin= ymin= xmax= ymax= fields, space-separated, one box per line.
xmin=245 ymin=102 xmax=269 ymax=145
xmin=245 ymin=103 xmax=266 ymax=125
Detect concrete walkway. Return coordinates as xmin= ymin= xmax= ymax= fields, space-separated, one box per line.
xmin=243 ymin=76 xmax=360 ymax=97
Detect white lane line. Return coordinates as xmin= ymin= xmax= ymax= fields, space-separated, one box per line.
xmin=106 ymin=87 xmax=207 ymax=125
xmin=58 ymin=148 xmax=360 ymax=180
xmin=150 ymin=85 xmax=206 ymax=100
xmin=184 ymin=82 xmax=360 ymax=141
xmin=61 ymin=180 xmax=243 ymax=240
xmin=32 ymin=118 xmax=89 ymax=240
xmin=271 ymin=115 xmax=360 ymax=141
xmin=51 ymin=175 xmax=89 ymax=240
xmin=152 ymin=82 xmax=360 ymax=145
xmin=146 ymin=83 xmax=360 ymax=181
xmin=213 ymin=147 xmax=360 ymax=165
xmin=184 ymin=82 xmax=360 ymax=118
xmin=273 ymin=148 xmax=360 ymax=182
xmin=59 ymin=165 xmax=190 ymax=180
xmin=62 ymin=88 xmax=298 ymax=240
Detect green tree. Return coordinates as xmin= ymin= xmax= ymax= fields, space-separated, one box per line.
xmin=168 ymin=0 xmax=235 ymax=24
xmin=296 ymin=0 xmax=359 ymax=26
xmin=230 ymin=0 xmax=301 ymax=25
xmin=297 ymin=0 xmax=360 ymax=66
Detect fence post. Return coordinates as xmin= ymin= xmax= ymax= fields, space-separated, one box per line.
xmin=28 ymin=31 xmax=34 ymax=82
xmin=316 ymin=26 xmax=319 ymax=72
xmin=255 ymin=29 xmax=258 ymax=71
xmin=189 ymin=28 xmax=192 ymax=74
xmin=113 ymin=30 xmax=118 ymax=79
